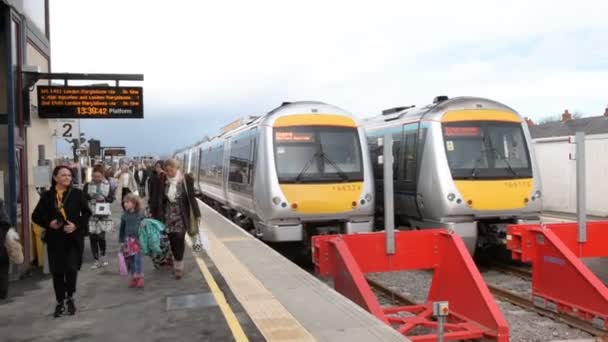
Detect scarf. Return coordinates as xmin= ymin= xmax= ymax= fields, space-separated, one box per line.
xmin=55 ymin=186 xmax=70 ymax=220
xmin=167 ymin=170 xmax=183 ymax=203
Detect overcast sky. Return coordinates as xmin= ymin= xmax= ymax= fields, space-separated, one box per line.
xmin=50 ymin=0 xmax=608 ymax=156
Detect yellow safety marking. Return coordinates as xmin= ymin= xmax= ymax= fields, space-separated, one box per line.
xmin=186 ymin=235 xmax=249 ymax=342
xmin=279 ymin=182 xmax=364 ymax=214
xmin=197 ymin=209 xmax=316 ymax=341
xmin=273 ymin=114 xmax=356 ymax=128
xmin=454 ymin=178 xmax=534 ymax=210
xmin=442 ymin=109 xmax=522 ymax=123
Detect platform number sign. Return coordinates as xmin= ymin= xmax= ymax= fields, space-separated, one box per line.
xmin=62 ymin=123 xmax=73 ymax=137
xmin=57 ymin=119 xmax=80 ymax=140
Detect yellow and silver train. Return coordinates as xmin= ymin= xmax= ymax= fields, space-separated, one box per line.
xmin=363 ymin=96 xmax=542 ymax=254
xmin=178 ymin=101 xmax=375 ymax=250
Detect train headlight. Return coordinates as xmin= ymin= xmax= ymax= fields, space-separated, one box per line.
xmin=365 ymin=193 xmax=373 ymax=202
xmin=272 ymin=197 xmax=281 ymax=205
xmin=447 ymin=193 xmax=456 ymax=202
xmin=534 ymin=190 xmax=541 ymax=199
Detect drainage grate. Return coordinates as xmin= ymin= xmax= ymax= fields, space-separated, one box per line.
xmin=166 ymin=292 xmax=217 ymax=311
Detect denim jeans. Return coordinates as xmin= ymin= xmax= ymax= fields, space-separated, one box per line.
xmin=127 ymin=252 xmax=142 ymax=274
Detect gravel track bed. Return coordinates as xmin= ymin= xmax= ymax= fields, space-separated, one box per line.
xmin=482 ymin=270 xmax=532 ymax=297
xmin=366 ymin=271 xmax=593 ymax=342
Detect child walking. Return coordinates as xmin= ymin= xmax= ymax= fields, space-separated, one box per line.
xmin=119 ymin=194 xmax=145 ymax=288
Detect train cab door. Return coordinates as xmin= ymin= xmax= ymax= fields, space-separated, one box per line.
xmin=394 ymin=122 xmax=422 ymax=223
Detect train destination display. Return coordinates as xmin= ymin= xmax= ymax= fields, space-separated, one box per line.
xmin=37 ymin=86 xmax=143 ymax=119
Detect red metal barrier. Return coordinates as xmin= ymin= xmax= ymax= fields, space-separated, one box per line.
xmin=507 ymin=222 xmax=608 ymax=330
xmin=313 ymin=229 xmax=509 ymax=341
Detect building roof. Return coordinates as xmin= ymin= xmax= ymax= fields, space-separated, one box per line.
xmin=530 ymin=115 xmax=608 ymax=139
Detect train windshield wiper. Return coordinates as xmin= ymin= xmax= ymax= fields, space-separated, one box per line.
xmin=319 ymin=152 xmax=350 ymax=182
xmin=295 ymin=152 xmax=319 ymax=183
xmin=502 ymin=158 xmax=520 ymax=177
xmin=469 ymin=150 xmax=486 ymax=179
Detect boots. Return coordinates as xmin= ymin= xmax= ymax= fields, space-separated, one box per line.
xmin=136 ymin=277 xmax=144 ymax=288
xmin=53 ymin=301 xmax=65 ymax=318
xmin=174 ymin=261 xmax=184 ymax=280
xmin=66 ymin=297 xmax=76 ymax=315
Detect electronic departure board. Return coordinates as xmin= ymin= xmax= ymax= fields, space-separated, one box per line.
xmin=37 ymin=86 xmax=143 ymax=119
xmin=102 ymin=147 xmax=127 ymax=157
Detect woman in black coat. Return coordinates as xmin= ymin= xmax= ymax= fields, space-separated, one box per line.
xmin=0 ymin=199 xmax=11 ymax=300
xmin=32 ymin=165 xmax=91 ymax=317
xmin=147 ymin=160 xmax=166 ymax=221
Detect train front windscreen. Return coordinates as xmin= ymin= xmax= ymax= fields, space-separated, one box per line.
xmin=442 ymin=121 xmax=532 ymax=179
xmin=273 ymin=126 xmax=363 ymax=183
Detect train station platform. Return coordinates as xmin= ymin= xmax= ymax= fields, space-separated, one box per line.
xmin=0 ymin=203 xmax=264 ymax=342
xmin=194 ymin=199 xmax=407 ymax=341
xmin=0 ymin=199 xmax=406 ymax=342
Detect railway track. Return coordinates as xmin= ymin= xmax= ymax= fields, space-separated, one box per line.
xmin=487 ymin=284 xmax=608 ymax=339
xmin=366 ymin=276 xmax=416 ymax=305
xmin=487 ymin=265 xmax=608 ymax=339
xmin=368 ymin=271 xmax=608 ymax=340
xmin=489 ymin=263 xmax=533 ymax=279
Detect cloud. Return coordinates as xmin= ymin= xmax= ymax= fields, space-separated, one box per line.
xmin=49 ymin=0 xmax=608 ymax=154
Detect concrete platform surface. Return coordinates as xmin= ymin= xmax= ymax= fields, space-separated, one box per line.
xmin=196 ymin=199 xmax=408 ymax=342
xmin=0 ymin=202 xmax=264 ymax=342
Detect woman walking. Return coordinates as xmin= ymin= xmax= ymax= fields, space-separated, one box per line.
xmin=163 ymin=159 xmax=201 ymax=279
xmin=32 ymin=165 xmax=92 ymax=317
xmin=115 ymin=164 xmax=137 ymax=209
xmin=147 ymin=160 xmax=166 ymax=221
xmin=83 ymin=165 xmax=114 ymax=269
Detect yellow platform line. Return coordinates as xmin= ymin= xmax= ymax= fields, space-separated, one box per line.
xmin=186 ymin=235 xmax=249 ymax=342
xmin=199 ymin=223 xmax=316 ymax=342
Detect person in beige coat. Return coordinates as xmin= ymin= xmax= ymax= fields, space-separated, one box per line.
xmin=114 ymin=164 xmax=138 ymax=209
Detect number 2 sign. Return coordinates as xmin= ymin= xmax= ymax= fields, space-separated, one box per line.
xmin=57 ymin=119 xmax=80 ymax=139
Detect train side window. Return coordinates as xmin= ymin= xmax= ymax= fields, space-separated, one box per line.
xmin=392 ymin=132 xmax=401 ymax=181
xmin=229 ymin=131 xmax=252 ymax=184
xmin=217 ymin=145 xmax=224 ymax=184
xmin=197 ymin=148 xmax=203 ymax=183
xmin=367 ymin=131 xmax=383 ymax=180
xmin=205 ymin=147 xmax=213 ymax=184
xmin=402 ymin=124 xmax=418 ymax=182
xmin=248 ymin=128 xmax=257 ymax=185
xmin=416 ymin=124 xmax=428 ymax=178
xmin=367 ymin=128 xmax=400 ymax=181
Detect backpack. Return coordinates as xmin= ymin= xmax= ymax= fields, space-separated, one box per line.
xmin=139 ymin=218 xmax=165 ymax=256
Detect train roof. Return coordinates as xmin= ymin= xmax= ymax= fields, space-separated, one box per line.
xmin=256 ymin=101 xmax=353 ymax=128
xmin=188 ymin=101 xmax=357 ymax=150
xmin=363 ymin=96 xmax=521 ymax=128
